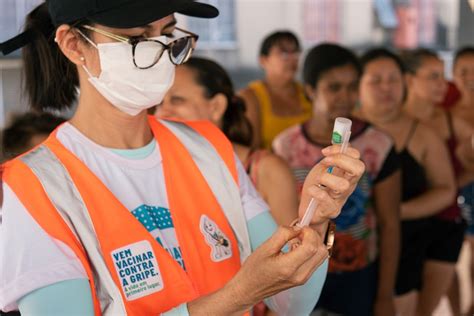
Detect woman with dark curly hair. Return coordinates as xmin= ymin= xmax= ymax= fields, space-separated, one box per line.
xmin=2 ymin=112 xmax=66 ymax=161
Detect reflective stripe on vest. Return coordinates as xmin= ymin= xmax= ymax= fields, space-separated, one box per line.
xmin=160 ymin=120 xmax=251 ymax=262
xmin=4 ymin=118 xmax=251 ymax=315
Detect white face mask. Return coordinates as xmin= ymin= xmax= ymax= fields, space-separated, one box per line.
xmin=82 ymin=36 xmax=175 ymax=116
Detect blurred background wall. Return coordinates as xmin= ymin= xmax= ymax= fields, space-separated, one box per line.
xmin=1 ymin=0 xmax=473 ymax=127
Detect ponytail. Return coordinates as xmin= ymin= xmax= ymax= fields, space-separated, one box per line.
xmin=184 ymin=57 xmax=253 ymax=147
xmin=221 ymin=95 xmax=252 ymax=147
xmin=22 ymin=3 xmax=79 ymax=111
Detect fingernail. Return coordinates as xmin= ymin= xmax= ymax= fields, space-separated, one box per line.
xmin=324 ymin=157 xmax=334 ymax=163
xmin=290 ymin=240 xmax=301 ymax=250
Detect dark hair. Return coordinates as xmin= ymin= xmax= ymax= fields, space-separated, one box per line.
xmin=399 ymin=48 xmax=439 ymax=74
xmin=184 ymin=57 xmax=253 ymax=147
xmin=259 ymin=30 xmax=300 ymax=56
xmin=454 ymin=46 xmax=474 ymax=67
xmin=22 ymin=3 xmax=91 ymax=112
xmin=360 ymin=47 xmax=406 ymax=74
xmin=2 ymin=112 xmax=66 ymax=160
xmin=303 ymin=43 xmax=361 ymax=88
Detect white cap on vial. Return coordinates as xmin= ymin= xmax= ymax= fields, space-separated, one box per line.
xmin=332 ymin=117 xmax=352 ymax=145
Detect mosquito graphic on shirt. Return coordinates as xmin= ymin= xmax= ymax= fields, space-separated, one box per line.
xmin=200 ymin=215 xmax=232 ymax=262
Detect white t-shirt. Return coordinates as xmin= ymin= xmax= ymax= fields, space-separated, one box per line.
xmin=0 ymin=122 xmax=269 ymax=312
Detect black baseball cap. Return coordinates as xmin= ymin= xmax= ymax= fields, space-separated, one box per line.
xmin=48 ymin=0 xmax=219 ymax=28
xmin=0 ymin=0 xmax=218 ymax=55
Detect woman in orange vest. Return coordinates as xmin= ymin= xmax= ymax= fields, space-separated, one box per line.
xmin=239 ymin=31 xmax=312 ymax=149
xmin=0 ymin=1 xmax=365 ymax=315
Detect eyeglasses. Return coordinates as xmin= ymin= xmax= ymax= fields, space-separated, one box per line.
xmin=270 ymin=47 xmax=301 ymax=60
xmin=415 ymin=71 xmax=445 ymax=83
xmin=79 ymin=25 xmax=199 ymax=69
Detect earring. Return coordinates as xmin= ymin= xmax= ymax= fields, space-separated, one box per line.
xmin=80 ymin=57 xmax=85 ymax=62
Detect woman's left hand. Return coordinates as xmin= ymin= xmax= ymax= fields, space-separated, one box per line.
xmin=298 ymin=145 xmax=365 ymax=227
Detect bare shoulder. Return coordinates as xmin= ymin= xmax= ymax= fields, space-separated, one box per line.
xmin=415 ymin=121 xmax=444 ymax=145
xmin=259 ymin=152 xmax=293 ymax=179
xmin=452 ymin=114 xmax=474 ymax=138
xmin=238 ymin=87 xmax=259 ymax=107
xmin=413 ymin=121 xmax=449 ymax=159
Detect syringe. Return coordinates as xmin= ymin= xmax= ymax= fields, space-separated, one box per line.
xmin=296 ymin=117 xmax=352 ymax=227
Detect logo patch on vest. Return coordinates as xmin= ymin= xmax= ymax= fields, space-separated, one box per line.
xmin=199 ymin=215 xmax=232 ymax=262
xmin=111 ymin=240 xmax=164 ymax=301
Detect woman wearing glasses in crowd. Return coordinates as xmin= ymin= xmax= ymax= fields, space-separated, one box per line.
xmin=356 ymin=48 xmax=457 ymax=316
xmin=0 ymin=1 xmax=364 ymax=315
xmin=403 ymin=49 xmax=474 ymax=186
xmin=239 ymin=31 xmax=312 ymax=149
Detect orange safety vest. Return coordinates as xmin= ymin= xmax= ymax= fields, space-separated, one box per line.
xmin=3 ymin=117 xmax=248 ymax=315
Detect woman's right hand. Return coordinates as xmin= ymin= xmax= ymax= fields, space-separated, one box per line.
xmin=187 ymin=225 xmax=327 ymax=316
xmin=227 ymin=225 xmax=328 ymax=311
